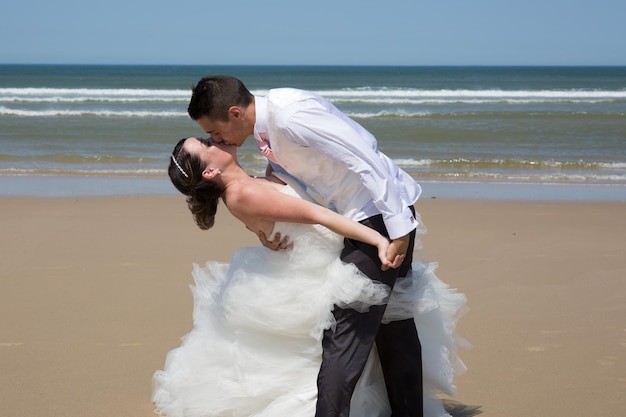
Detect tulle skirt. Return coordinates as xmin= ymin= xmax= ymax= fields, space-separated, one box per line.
xmin=153 ymin=224 xmax=468 ymax=417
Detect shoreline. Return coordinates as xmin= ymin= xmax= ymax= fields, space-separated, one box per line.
xmin=1 ymin=174 xmax=626 ymax=201
xmin=1 ymin=195 xmax=625 ymax=417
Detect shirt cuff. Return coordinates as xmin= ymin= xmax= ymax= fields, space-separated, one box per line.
xmin=384 ymin=206 xmax=418 ymax=240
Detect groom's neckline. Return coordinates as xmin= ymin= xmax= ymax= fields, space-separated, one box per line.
xmin=253 ymin=95 xmax=268 ymax=139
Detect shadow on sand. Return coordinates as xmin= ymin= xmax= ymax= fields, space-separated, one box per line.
xmin=443 ymin=399 xmax=483 ymax=417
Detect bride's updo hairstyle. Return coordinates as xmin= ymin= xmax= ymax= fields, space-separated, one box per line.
xmin=168 ymin=138 xmax=225 ymax=230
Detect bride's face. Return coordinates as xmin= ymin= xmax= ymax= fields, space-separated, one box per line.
xmin=184 ymin=137 xmax=236 ymax=169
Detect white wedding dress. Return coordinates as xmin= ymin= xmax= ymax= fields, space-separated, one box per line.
xmin=152 ymin=183 xmax=468 ymax=417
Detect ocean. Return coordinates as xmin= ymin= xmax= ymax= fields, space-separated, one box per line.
xmin=1 ymin=64 xmax=625 ymax=200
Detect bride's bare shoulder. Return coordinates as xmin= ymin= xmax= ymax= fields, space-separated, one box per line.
xmin=227 ymin=179 xmax=284 ymax=215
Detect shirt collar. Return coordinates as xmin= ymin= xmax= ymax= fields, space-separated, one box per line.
xmin=253 ymin=95 xmax=268 ymax=140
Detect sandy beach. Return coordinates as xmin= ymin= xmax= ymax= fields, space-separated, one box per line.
xmin=1 ymin=195 xmax=624 ymax=417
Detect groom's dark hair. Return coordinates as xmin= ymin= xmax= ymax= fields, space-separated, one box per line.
xmin=188 ymin=75 xmax=253 ymax=122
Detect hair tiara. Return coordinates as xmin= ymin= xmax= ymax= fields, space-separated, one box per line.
xmin=171 ymin=155 xmax=189 ymax=178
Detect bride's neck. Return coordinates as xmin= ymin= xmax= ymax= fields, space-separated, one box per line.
xmin=223 ymin=166 xmax=253 ymax=187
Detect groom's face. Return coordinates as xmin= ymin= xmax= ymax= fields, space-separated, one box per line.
xmin=196 ymin=107 xmax=248 ymax=147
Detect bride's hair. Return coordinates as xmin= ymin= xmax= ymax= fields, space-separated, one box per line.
xmin=168 ymin=138 xmax=225 ymax=230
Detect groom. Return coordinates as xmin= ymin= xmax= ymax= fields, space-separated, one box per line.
xmin=187 ymin=75 xmax=424 ymax=417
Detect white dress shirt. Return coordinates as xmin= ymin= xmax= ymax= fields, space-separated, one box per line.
xmin=254 ymin=89 xmax=422 ymax=240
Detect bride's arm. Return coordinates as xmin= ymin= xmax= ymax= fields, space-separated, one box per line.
xmin=229 ymin=184 xmax=404 ymax=270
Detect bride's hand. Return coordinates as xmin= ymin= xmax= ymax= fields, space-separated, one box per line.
xmin=377 ymin=238 xmax=405 ymax=271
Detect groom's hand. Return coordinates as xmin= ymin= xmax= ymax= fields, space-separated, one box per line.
xmin=258 ymin=230 xmax=291 ymax=251
xmin=382 ymin=234 xmax=410 ymax=270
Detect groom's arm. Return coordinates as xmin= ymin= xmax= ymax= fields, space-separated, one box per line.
xmin=284 ymin=106 xmax=418 ymax=241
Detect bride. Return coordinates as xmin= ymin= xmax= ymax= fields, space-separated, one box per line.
xmin=153 ymin=137 xmax=468 ymax=417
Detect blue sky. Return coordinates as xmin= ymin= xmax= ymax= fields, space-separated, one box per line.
xmin=1 ymin=0 xmax=624 ymax=66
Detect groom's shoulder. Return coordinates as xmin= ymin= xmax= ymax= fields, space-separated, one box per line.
xmin=268 ymin=88 xmax=326 ymax=118
xmin=269 ymin=87 xmax=311 ymax=100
